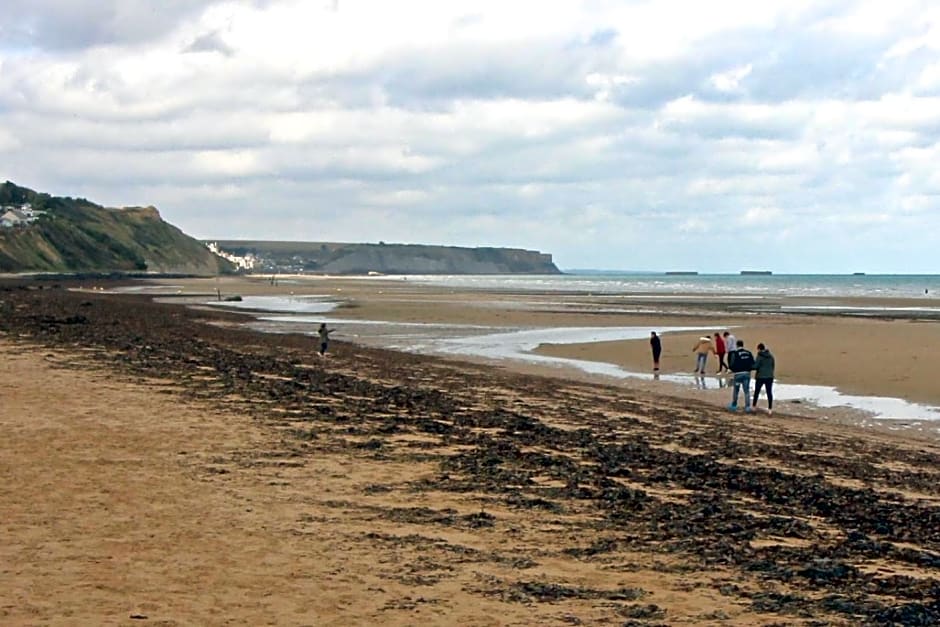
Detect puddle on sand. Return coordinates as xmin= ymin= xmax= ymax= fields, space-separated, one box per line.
xmin=428 ymin=326 xmax=940 ymax=422
xmin=208 ymin=295 xmax=339 ymax=314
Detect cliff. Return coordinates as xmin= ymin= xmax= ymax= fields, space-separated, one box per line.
xmin=0 ymin=182 xmax=233 ymax=275
xmin=209 ymin=240 xmax=561 ymax=275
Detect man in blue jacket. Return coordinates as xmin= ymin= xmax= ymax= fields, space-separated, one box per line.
xmin=727 ymin=339 xmax=755 ymax=413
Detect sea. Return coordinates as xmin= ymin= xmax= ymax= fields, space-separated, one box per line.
xmin=387 ymin=272 xmax=940 ymax=299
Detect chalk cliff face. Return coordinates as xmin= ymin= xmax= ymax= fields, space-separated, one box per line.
xmin=0 ymin=182 xmax=233 ymax=275
xmin=210 ymin=241 xmax=561 ymax=275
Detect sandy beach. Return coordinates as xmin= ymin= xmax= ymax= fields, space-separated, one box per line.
xmin=3 ymin=277 xmax=940 ymax=625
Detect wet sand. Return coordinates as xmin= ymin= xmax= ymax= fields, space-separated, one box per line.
xmin=2 ymin=279 xmax=940 ymax=625
xmin=157 ymin=275 xmax=940 ymax=409
xmin=537 ymin=316 xmax=940 ymax=407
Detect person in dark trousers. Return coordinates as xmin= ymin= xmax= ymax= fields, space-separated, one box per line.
xmin=752 ymin=342 xmax=776 ymax=414
xmin=650 ymin=331 xmax=662 ymax=371
xmin=714 ymin=332 xmax=727 ymax=373
xmin=317 ymin=322 xmax=334 ymax=356
xmin=727 ymin=339 xmax=755 ymax=413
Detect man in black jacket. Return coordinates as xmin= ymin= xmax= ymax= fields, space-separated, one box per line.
xmin=727 ymin=339 xmax=755 ymax=413
xmin=650 ymin=331 xmax=662 ymax=371
xmin=752 ymin=343 xmax=776 ymax=414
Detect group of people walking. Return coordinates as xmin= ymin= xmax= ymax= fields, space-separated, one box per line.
xmin=650 ymin=330 xmax=776 ymax=414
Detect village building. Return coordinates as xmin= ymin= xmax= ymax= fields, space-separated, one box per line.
xmin=0 ymin=204 xmax=44 ymax=228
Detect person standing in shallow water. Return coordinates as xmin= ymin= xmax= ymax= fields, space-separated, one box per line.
xmin=650 ymin=331 xmax=662 ymax=371
xmin=752 ymin=342 xmax=776 ymax=415
xmin=691 ymin=336 xmax=714 ymax=375
xmin=317 ymin=322 xmax=334 ymax=356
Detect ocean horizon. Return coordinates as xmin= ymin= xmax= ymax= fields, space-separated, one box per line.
xmin=383 ymin=272 xmax=940 ymax=300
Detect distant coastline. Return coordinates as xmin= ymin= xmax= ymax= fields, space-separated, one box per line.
xmin=209 ymin=240 xmax=560 ymax=275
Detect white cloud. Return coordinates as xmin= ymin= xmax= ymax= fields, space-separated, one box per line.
xmin=1 ymin=0 xmax=939 ymax=272
xmin=741 ymin=206 xmax=784 ymax=225
xmin=709 ymin=64 xmax=753 ymax=93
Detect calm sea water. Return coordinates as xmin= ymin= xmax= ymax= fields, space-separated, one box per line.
xmin=392 ymin=273 xmax=940 ymax=299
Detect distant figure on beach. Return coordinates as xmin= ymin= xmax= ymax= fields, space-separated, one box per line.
xmin=691 ymin=336 xmax=714 ymax=375
xmin=714 ymin=332 xmax=727 ymax=373
xmin=650 ymin=331 xmax=662 ymax=371
xmin=727 ymin=339 xmax=755 ymax=413
xmin=723 ymin=331 xmax=737 ymax=370
xmin=752 ymin=343 xmax=776 ymax=415
xmin=317 ymin=323 xmax=335 ymax=356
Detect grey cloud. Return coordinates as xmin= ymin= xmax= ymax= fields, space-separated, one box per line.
xmin=658 ymin=108 xmax=802 ymax=141
xmin=283 ymin=24 xmax=629 ymax=111
xmin=185 ymin=31 xmax=235 ymax=56
xmin=609 ymin=17 xmax=929 ymax=109
xmin=0 ymin=0 xmax=219 ymax=50
xmin=742 ymin=32 xmax=905 ymax=102
xmin=585 ymin=28 xmax=618 ymax=47
xmin=5 ymin=110 xmax=270 ymax=153
xmin=358 ymin=36 xmax=621 ymax=108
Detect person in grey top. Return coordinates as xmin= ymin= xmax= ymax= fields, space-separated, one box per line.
xmin=317 ymin=323 xmax=335 ymax=356
xmin=752 ymin=343 xmax=776 ymax=414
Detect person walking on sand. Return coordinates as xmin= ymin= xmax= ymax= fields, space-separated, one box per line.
xmin=727 ymin=339 xmax=756 ymax=413
xmin=723 ymin=331 xmax=737 ymax=371
xmin=714 ymin=332 xmax=727 ymax=374
xmin=317 ymin=322 xmax=335 ymax=356
xmin=650 ymin=331 xmax=662 ymax=372
xmin=752 ymin=342 xmax=776 ymax=415
xmin=691 ymin=336 xmax=714 ymax=375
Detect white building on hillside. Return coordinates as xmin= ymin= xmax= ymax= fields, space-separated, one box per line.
xmin=0 ymin=204 xmax=45 ymax=228
xmin=206 ymin=242 xmax=257 ymax=270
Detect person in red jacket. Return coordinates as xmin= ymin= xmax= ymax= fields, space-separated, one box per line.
xmin=714 ymin=332 xmax=727 ymax=374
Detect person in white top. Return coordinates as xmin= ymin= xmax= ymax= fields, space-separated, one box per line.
xmin=723 ymin=331 xmax=737 ymax=370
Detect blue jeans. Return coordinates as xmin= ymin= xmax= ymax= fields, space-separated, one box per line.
xmin=695 ymin=353 xmax=708 ymax=373
xmin=732 ymin=372 xmax=751 ymax=409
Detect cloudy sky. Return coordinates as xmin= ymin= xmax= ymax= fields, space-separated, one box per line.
xmin=2 ymin=0 xmax=939 ymax=272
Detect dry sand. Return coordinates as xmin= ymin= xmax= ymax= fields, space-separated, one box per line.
xmin=0 ymin=340 xmax=803 ymax=627
xmin=3 ymin=341 xmax=706 ymax=626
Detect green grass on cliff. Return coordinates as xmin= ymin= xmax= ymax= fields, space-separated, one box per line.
xmin=0 ymin=182 xmax=233 ymax=274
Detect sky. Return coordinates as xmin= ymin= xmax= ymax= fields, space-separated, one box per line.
xmin=2 ymin=0 xmax=940 ymax=273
